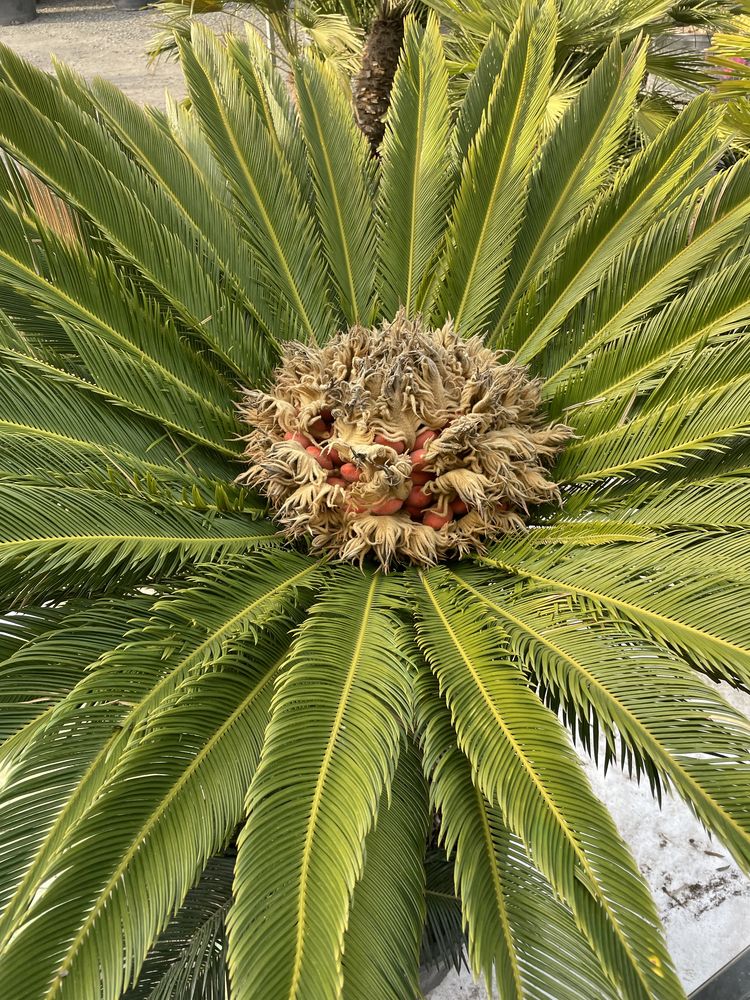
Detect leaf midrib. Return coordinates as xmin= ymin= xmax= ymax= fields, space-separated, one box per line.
xmin=0 ymin=247 xmax=236 ymax=439
xmin=473 ymin=783 xmax=524 ymax=998
xmin=44 ymin=658 xmax=280 ymax=998
xmin=453 ymin=32 xmax=534 ymax=332
xmin=511 ymin=109 xmax=713 ymax=364
xmin=491 ymin=48 xmax=630 ymax=335
xmin=479 ymin=552 xmax=750 ymax=668
xmin=301 ymin=73 xmax=361 ymax=323
xmin=200 ymin=64 xmax=320 ymax=347
xmin=0 ymin=560 xmax=317 ymax=950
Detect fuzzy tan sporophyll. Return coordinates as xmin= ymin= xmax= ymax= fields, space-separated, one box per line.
xmin=240 ymin=313 xmax=571 ymax=568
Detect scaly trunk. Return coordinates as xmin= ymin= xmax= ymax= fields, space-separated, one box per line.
xmin=353 ymin=6 xmax=406 ymax=153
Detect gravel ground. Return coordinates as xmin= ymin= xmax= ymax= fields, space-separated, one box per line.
xmin=2 ymin=7 xmax=750 ymax=996
xmin=0 ymin=0 xmax=247 ymax=106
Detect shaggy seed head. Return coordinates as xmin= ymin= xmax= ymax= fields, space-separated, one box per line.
xmin=239 ymin=313 xmax=571 ymax=569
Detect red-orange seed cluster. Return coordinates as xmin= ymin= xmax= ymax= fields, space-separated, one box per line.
xmin=281 ymin=423 xmax=466 ymax=530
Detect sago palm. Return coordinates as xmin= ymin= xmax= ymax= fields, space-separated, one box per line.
xmin=0 ymin=3 xmax=750 ymax=998
xmin=429 ymin=0 xmax=750 ymax=145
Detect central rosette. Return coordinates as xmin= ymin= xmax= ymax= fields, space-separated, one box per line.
xmin=239 ymin=313 xmax=571 ymax=569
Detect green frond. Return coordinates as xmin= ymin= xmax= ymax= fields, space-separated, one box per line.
xmin=558 ymin=338 xmax=750 ymax=483
xmin=0 ymin=214 xmax=242 ymax=457
xmin=0 ymin=484 xmax=276 ymax=600
xmin=505 ymin=93 xmax=722 ymax=364
xmin=0 ymin=597 xmax=150 ymax=749
xmin=0 ymin=552 xmax=318 ymax=958
xmin=0 ymin=605 xmax=69 ymax=675
xmin=413 ymin=569 xmax=683 ymax=1000
xmin=178 ymin=25 xmax=335 ymax=346
xmin=479 ymin=538 xmax=750 ymax=689
xmin=228 ymin=569 xmax=414 ymax=1000
xmin=490 ymin=36 xmax=646 ymax=332
xmin=0 ymin=625 xmax=290 ymax=1000
xmin=438 ymin=0 xmax=558 ymax=335
xmin=0 ymin=352 xmax=231 ymax=490
xmin=294 ymin=56 xmax=377 ymax=326
xmin=549 ymin=259 xmax=750 ymax=413
xmin=417 ymin=667 xmax=620 ymax=999
xmin=225 ymin=29 xmax=314 ymax=204
xmin=377 ymin=14 xmax=453 ymax=319
xmin=0 ymin=45 xmax=265 ymax=379
xmin=342 ymin=741 xmax=428 ymax=1000
xmin=453 ymin=568 xmax=750 ymax=872
xmin=421 ymin=851 xmax=464 ymax=977
xmin=53 ymin=63 xmax=281 ymax=381
xmin=453 ymin=28 xmax=504 ymax=163
xmin=123 ymin=852 xmax=233 ymax=1000
xmin=615 ymin=476 xmax=750 ymax=530
xmin=543 ymin=158 xmax=750 ymax=399
xmin=0 ymin=596 xmax=153 ymax=923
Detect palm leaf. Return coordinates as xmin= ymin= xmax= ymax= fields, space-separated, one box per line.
xmin=0 ymin=211 xmax=240 ymax=455
xmin=0 ymin=47 xmax=262 ymax=378
xmin=414 ymin=569 xmax=683 ymax=1000
xmin=0 ymin=596 xmax=154 ymax=921
xmin=543 ymin=157 xmax=750 ymax=397
xmin=228 ymin=569 xmax=414 ymax=1000
xmin=438 ymin=0 xmax=557 ymax=335
xmin=377 ymin=13 xmax=453 ymax=319
xmin=549 ymin=254 xmax=750 ymax=412
xmin=0 ymin=597 xmax=150 ymax=750
xmin=479 ymin=539 xmax=750 ymax=688
xmin=0 ymin=484 xmax=276 ymax=600
xmin=0 ymin=625 xmax=290 ymax=1000
xmin=178 ymin=25 xmax=335 ymax=346
xmin=294 ymin=56 xmax=377 ymax=326
xmin=0 ymin=353 xmax=230 ymax=490
xmin=489 ymin=36 xmax=646 ymax=332
xmin=341 ymin=740 xmax=428 ymax=1000
xmin=421 ymin=850 xmax=464 ymax=977
xmin=453 ymin=27 xmax=504 ymax=163
xmin=453 ymin=569 xmax=750 ymax=871
xmin=417 ymin=667 xmax=622 ymax=999
xmin=558 ymin=338 xmax=750 ymax=483
xmin=123 ymin=852 xmax=233 ymax=1000
xmin=53 ymin=62 xmax=282 ymax=381
xmin=505 ymin=94 xmax=722 ymax=364
xmin=0 ymin=551 xmax=319 ymax=957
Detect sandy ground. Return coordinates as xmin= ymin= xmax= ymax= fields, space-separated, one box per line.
xmin=2 ymin=4 xmax=750 ymax=996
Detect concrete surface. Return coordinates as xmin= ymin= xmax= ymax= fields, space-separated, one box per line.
xmin=1 ymin=6 xmax=749 ymax=996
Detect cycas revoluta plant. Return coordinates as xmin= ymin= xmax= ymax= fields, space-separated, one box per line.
xmin=430 ymin=0 xmax=750 ymax=144
xmin=0 ymin=2 xmax=750 ymax=998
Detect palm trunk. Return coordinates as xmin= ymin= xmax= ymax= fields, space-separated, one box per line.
xmin=353 ymin=6 xmax=406 ymax=153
